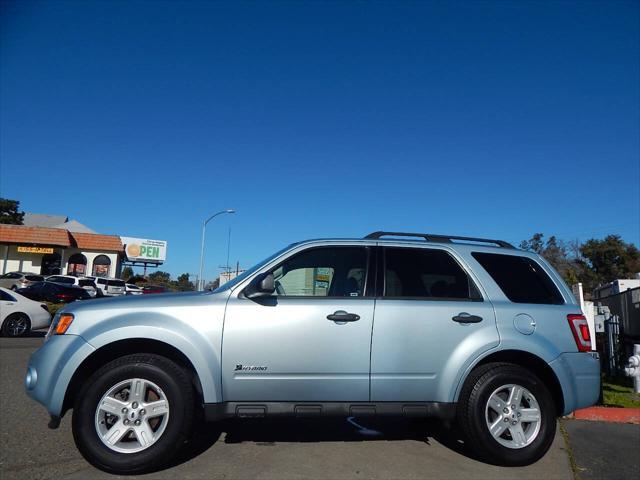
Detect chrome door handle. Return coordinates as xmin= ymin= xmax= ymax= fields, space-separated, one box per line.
xmin=452 ymin=312 xmax=483 ymax=323
xmin=327 ymin=311 xmax=360 ymax=322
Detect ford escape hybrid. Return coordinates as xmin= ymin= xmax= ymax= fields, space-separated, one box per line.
xmin=25 ymin=231 xmax=600 ymax=473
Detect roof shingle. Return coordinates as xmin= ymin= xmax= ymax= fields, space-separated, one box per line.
xmin=0 ymin=224 xmax=123 ymax=252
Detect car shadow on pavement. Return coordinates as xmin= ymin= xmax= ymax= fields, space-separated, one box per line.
xmin=165 ymin=417 xmax=482 ymax=471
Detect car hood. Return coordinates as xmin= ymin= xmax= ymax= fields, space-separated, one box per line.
xmin=62 ymin=290 xmax=229 ymax=314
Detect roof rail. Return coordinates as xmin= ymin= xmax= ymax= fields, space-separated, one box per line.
xmin=364 ymin=231 xmax=515 ymax=249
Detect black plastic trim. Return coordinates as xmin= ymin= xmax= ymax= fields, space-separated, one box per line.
xmin=365 ymin=231 xmax=515 ymax=249
xmin=203 ymin=401 xmax=456 ymax=421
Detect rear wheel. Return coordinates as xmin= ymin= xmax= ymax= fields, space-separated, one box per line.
xmin=1 ymin=313 xmax=31 ymax=337
xmin=457 ymin=363 xmax=556 ymax=466
xmin=72 ymin=354 xmax=194 ymax=474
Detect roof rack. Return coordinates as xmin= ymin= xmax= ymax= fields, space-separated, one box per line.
xmin=364 ymin=231 xmax=515 ymax=249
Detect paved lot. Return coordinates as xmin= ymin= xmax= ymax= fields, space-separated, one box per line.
xmin=0 ymin=336 xmax=592 ymax=480
xmin=562 ymin=419 xmax=640 ymax=480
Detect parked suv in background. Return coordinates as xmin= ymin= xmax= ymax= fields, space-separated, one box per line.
xmin=85 ymin=276 xmax=126 ymax=297
xmin=0 ymin=272 xmax=45 ymax=290
xmin=46 ymin=275 xmax=99 ymax=297
xmin=25 ymin=231 xmax=599 ymax=474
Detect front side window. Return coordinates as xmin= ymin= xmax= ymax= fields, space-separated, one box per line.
xmin=472 ymin=252 xmax=564 ymax=305
xmin=270 ymin=247 xmax=368 ymax=297
xmin=384 ymin=247 xmax=481 ymax=300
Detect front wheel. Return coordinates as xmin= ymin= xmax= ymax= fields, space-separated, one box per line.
xmin=2 ymin=313 xmax=31 ymax=337
xmin=72 ymin=354 xmax=194 ymax=474
xmin=457 ymin=362 xmax=556 ymax=466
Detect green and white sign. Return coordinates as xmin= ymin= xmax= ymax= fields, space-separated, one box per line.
xmin=121 ymin=237 xmax=167 ymax=263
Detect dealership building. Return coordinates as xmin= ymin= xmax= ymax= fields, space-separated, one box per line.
xmin=0 ymin=214 xmax=166 ymax=277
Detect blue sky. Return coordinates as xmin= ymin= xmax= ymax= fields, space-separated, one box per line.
xmin=1 ymin=0 xmax=638 ymax=281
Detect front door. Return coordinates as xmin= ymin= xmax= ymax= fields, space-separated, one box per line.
xmin=370 ymin=245 xmax=498 ymax=402
xmin=222 ymin=245 xmax=374 ymax=402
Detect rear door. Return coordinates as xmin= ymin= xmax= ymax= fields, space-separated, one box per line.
xmin=370 ymin=245 xmax=498 ymax=402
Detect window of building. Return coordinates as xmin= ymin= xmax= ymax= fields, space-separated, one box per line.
xmin=67 ymin=253 xmax=87 ymax=276
xmin=472 ymin=252 xmax=564 ymax=305
xmin=41 ymin=253 xmax=61 ymax=276
xmin=384 ymin=247 xmax=481 ymax=300
xmin=270 ymin=247 xmax=368 ymax=297
xmin=92 ymin=255 xmax=111 ymax=277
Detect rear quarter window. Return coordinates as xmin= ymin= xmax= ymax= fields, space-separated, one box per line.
xmin=472 ymin=252 xmax=564 ymax=305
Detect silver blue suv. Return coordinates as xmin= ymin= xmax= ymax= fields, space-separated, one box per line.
xmin=25 ymin=231 xmax=600 ymax=473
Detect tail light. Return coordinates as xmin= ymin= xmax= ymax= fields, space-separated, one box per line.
xmin=56 ymin=293 xmax=73 ymax=301
xmin=567 ymin=314 xmax=592 ymax=352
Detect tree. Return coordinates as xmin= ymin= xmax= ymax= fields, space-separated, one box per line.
xmin=147 ymin=271 xmax=171 ymax=285
xmin=175 ymin=273 xmax=195 ymax=291
xmin=520 ymin=233 xmax=578 ymax=282
xmin=121 ymin=266 xmax=134 ymax=281
xmin=580 ymin=235 xmax=640 ymax=285
xmin=0 ymin=198 xmax=24 ymax=224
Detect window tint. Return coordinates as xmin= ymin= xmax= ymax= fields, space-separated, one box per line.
xmin=25 ymin=275 xmax=44 ymax=281
xmin=384 ymin=248 xmax=480 ymax=300
xmin=97 ymin=278 xmax=107 ymax=285
xmin=108 ymin=280 xmax=125 ymax=287
xmin=472 ymin=252 xmax=564 ymax=305
xmin=78 ymin=280 xmax=95 ymax=288
xmin=271 ymin=247 xmax=368 ymax=297
xmin=4 ymin=273 xmax=21 ymax=279
xmin=1 ymin=290 xmax=16 ymax=301
xmin=53 ymin=277 xmax=75 ymax=284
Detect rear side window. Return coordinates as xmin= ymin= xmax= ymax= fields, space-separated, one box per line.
xmin=384 ymin=247 xmax=481 ymax=300
xmin=472 ymin=252 xmax=564 ymax=305
xmin=0 ymin=290 xmax=16 ymax=301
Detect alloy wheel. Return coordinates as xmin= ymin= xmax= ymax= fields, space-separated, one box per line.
xmin=484 ymin=383 xmax=542 ymax=449
xmin=94 ymin=378 xmax=170 ymax=454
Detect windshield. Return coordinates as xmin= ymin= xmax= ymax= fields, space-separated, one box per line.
xmin=212 ymin=244 xmax=295 ymax=293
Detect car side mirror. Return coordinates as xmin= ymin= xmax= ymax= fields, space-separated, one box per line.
xmin=245 ymin=272 xmax=275 ymax=299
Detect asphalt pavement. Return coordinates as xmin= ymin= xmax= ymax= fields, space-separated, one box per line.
xmin=0 ymin=335 xmax=629 ymax=480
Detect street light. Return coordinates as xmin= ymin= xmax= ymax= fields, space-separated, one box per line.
xmin=198 ymin=209 xmax=235 ymax=291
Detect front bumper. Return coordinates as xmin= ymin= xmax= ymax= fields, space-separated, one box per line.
xmin=25 ymin=334 xmax=95 ymax=420
xmin=549 ymin=351 xmax=601 ymax=415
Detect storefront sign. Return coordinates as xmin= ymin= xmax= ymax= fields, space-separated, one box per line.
xmin=17 ymin=246 xmax=54 ymax=254
xmin=121 ymin=237 xmax=167 ymax=263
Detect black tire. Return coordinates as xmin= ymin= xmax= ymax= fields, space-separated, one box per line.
xmin=457 ymin=362 xmax=556 ymax=466
xmin=1 ymin=313 xmax=31 ymax=337
xmin=72 ymin=353 xmax=194 ymax=474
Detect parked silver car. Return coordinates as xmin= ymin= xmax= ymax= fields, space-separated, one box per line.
xmin=0 ymin=272 xmax=45 ymax=290
xmin=25 ymin=232 xmax=600 ymax=474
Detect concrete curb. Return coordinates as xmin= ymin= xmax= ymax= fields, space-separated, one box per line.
xmin=568 ymin=406 xmax=640 ymax=424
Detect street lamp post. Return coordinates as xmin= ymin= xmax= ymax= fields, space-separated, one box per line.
xmin=198 ymin=209 xmax=235 ymax=291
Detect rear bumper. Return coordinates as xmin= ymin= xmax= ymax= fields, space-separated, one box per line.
xmin=25 ymin=334 xmax=95 ymax=419
xmin=549 ymin=352 xmax=601 ymax=415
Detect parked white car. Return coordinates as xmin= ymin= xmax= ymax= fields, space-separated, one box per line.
xmin=45 ymin=275 xmax=99 ymax=297
xmin=84 ymin=276 xmax=126 ymax=297
xmin=0 ymin=287 xmax=51 ymax=337
xmin=125 ymin=283 xmax=143 ymax=295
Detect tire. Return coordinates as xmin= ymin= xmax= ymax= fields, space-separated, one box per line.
xmin=1 ymin=313 xmax=31 ymax=337
xmin=72 ymin=353 xmax=194 ymax=474
xmin=457 ymin=362 xmax=556 ymax=466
